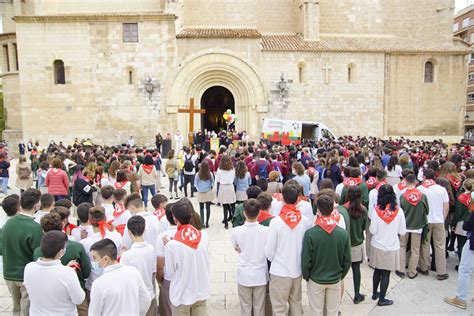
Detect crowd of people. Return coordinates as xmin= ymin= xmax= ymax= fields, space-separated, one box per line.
xmin=0 ymin=135 xmax=473 ymax=315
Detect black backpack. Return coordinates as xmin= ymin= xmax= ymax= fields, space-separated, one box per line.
xmin=184 ymin=155 xmax=195 ymax=172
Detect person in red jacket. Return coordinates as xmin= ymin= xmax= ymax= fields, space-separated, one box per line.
xmin=45 ymin=158 xmax=70 ymax=201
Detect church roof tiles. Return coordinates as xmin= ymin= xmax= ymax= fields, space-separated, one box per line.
xmin=176 ymin=28 xmax=261 ymax=39
xmin=261 ymin=35 xmax=468 ymax=54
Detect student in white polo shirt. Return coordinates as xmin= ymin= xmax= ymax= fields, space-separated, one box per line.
xmin=156 ymin=203 xmax=178 ymax=316
xmin=89 ymin=238 xmax=152 ymax=315
xmin=417 ymin=168 xmax=450 ymax=280
xmin=164 ymin=199 xmax=210 ymax=316
xmin=122 ymin=193 xmax=161 ymax=251
xmin=231 ymin=198 xmax=269 ymax=316
xmin=264 ymin=183 xmax=311 ymax=316
xmin=24 ymin=231 xmax=85 ymax=315
xmin=121 ymin=215 xmax=157 ymax=316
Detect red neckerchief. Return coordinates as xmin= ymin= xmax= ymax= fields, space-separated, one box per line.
xmin=343 ymin=177 xmax=362 ymax=187
xmin=458 ymin=193 xmax=472 ymax=208
xmin=257 ymin=210 xmax=274 ymax=223
xmin=366 ymin=177 xmax=378 ymax=190
xmin=403 ymin=188 xmax=423 ymax=206
xmin=114 ymin=180 xmax=128 ymax=189
xmin=272 ymin=193 xmax=283 ymax=202
xmin=142 ymin=164 xmax=154 ymax=175
xmin=113 ymin=203 xmax=126 ymax=218
xmin=375 ymin=180 xmax=387 ymax=191
xmin=174 ymin=224 xmax=202 ymax=249
xmin=279 ymin=204 xmax=302 ymax=229
xmin=397 ymin=180 xmax=407 ymax=191
xmin=446 ymin=174 xmax=462 ymax=191
xmin=375 ymin=205 xmax=399 ymax=224
xmin=63 ymin=223 xmax=77 ymax=236
xmin=90 ymin=220 xmax=113 ymax=238
xmin=153 ymin=208 xmax=166 ymax=220
xmin=314 ymin=208 xmax=341 ymax=234
xmin=115 ymin=224 xmax=126 ymax=236
xmin=421 ymin=179 xmax=436 ymax=188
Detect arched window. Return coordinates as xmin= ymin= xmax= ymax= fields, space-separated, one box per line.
xmin=53 ymin=60 xmax=65 ymax=85
xmin=424 ymin=61 xmax=434 ymax=83
xmin=298 ymin=62 xmax=307 ymax=84
xmin=127 ymin=67 xmax=134 ymax=85
xmin=348 ymin=63 xmax=357 ymax=83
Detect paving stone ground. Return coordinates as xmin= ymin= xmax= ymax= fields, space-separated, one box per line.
xmin=0 ymin=159 xmax=472 ymax=315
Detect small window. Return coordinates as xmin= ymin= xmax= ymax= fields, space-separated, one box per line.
xmin=468 ymin=93 xmax=474 ymax=102
xmin=469 ymin=73 xmax=474 ymax=82
xmin=128 ymin=69 xmax=134 ymax=85
xmin=12 ymin=43 xmax=18 ymax=71
xmin=470 ymin=33 xmax=474 ymax=44
xmin=298 ymin=62 xmax=307 ymax=84
xmin=348 ymin=63 xmax=357 ymax=83
xmin=424 ymin=61 xmax=434 ymax=83
xmin=463 ymin=18 xmax=470 ymax=28
xmin=454 ymin=22 xmax=459 ymax=32
xmin=123 ymin=23 xmax=138 ymax=43
xmin=3 ymin=45 xmax=9 ymax=72
xmin=53 ymin=59 xmax=65 ymax=85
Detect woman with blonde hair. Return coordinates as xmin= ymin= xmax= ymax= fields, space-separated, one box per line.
xmin=215 ymin=155 xmax=236 ymax=229
xmin=267 ymin=170 xmax=283 ymax=195
xmin=292 ymin=162 xmax=311 ymax=197
xmin=194 ymin=160 xmax=214 ymax=228
xmin=16 ymin=155 xmax=33 ymax=193
xmin=234 ymin=160 xmax=251 ymax=203
xmin=439 ymin=161 xmax=464 ymax=196
xmin=107 ymin=160 xmax=121 ymax=185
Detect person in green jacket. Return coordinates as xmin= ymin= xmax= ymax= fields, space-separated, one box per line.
xmin=344 ymin=186 xmax=368 ymax=304
xmin=302 ymin=194 xmax=351 ymax=316
xmin=232 ymin=186 xmax=262 ymax=227
xmin=340 ymin=167 xmax=369 ymax=209
xmin=2 ymin=189 xmax=43 ymax=315
xmin=451 ymin=179 xmax=473 ymax=263
xmin=398 ymin=173 xmax=429 ymax=279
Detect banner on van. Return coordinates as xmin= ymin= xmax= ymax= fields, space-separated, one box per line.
xmin=261 ymin=119 xmax=302 ymax=145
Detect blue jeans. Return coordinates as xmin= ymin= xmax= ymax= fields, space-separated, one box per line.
xmin=141 ymin=184 xmax=156 ymax=207
xmin=457 ymin=242 xmax=474 ymax=302
xmin=0 ymin=177 xmax=8 ymax=194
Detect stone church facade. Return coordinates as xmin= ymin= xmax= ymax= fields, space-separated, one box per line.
xmin=0 ymin=0 xmax=469 ymax=146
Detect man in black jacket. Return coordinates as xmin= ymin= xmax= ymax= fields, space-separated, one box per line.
xmin=444 ymin=208 xmax=474 ymax=310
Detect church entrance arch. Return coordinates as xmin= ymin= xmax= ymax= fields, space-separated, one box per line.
xmin=201 ymin=86 xmax=235 ymax=133
xmin=167 ymin=52 xmax=266 ymax=141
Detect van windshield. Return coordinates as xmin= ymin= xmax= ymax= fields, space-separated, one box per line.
xmin=321 ymin=129 xmax=334 ymax=140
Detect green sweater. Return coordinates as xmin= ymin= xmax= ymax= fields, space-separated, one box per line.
xmin=340 ymin=182 xmax=369 ymax=209
xmin=33 ymin=239 xmax=91 ymax=290
xmin=336 ymin=205 xmax=351 ymax=237
xmin=451 ymin=193 xmax=471 ymax=227
xmin=301 ymin=226 xmax=351 ymax=284
xmin=400 ymin=192 xmax=429 ymax=230
xmin=1 ymin=214 xmax=43 ymax=281
xmin=347 ymin=206 xmax=368 ymax=247
xmin=232 ymin=203 xmax=245 ymax=227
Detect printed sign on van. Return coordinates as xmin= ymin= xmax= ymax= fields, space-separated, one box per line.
xmin=262 ymin=119 xmax=302 ymax=144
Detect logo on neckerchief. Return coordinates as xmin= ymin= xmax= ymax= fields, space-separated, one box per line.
xmin=174 ymin=224 xmax=202 ymax=249
xmin=279 ymin=204 xmax=302 ymax=229
xmin=375 ymin=205 xmax=399 ymax=225
xmin=314 ymin=209 xmax=341 ymax=234
xmin=403 ymin=188 xmax=422 ymax=206
xmin=343 ymin=177 xmax=362 ymax=187
xmin=421 ymin=179 xmax=436 ymax=188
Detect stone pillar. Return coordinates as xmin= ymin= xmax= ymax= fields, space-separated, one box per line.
xmin=302 ymin=0 xmax=319 ymax=41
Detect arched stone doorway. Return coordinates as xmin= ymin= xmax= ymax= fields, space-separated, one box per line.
xmin=201 ymin=86 xmax=235 ymax=133
xmin=166 ymin=52 xmax=267 ymax=142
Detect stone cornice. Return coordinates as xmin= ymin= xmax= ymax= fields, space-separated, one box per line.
xmin=14 ymin=12 xmax=177 ymax=23
xmin=0 ymin=33 xmax=16 ymax=41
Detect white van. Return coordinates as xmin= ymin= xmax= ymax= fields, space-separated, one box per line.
xmin=261 ymin=118 xmax=336 ymax=144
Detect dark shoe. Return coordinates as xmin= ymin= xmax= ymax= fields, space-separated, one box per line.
xmin=377 ymin=299 xmax=393 ymax=306
xmin=430 ymin=266 xmax=437 ymax=272
xmin=221 ymin=219 xmax=225 ymax=224
xmin=353 ymin=294 xmax=365 ymax=304
xmin=455 ymin=265 xmax=459 ymax=272
xmin=372 ymin=292 xmax=380 ymax=301
xmin=416 ymin=267 xmax=429 ymax=276
xmin=169 ymin=196 xmax=174 ymax=200
xmin=206 ymin=224 xmax=209 ymax=228
xmin=224 ymin=224 xmax=228 ymax=230
xmin=179 ymin=186 xmax=183 ymax=192
xmin=408 ymin=273 xmax=418 ymax=279
xmin=395 ymin=271 xmax=405 ymax=279
xmin=437 ymin=274 xmax=449 ymax=281
xmin=447 ymin=246 xmax=455 ymax=252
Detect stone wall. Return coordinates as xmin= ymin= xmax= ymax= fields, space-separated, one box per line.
xmin=259 ymin=52 xmax=386 ymax=137
xmin=319 ymin=0 xmax=455 ymax=44
xmin=27 ymin=0 xmax=163 ymax=15
xmin=385 ymin=53 xmax=467 ymax=136
xmin=15 ymin=18 xmax=176 ymax=146
xmin=2 ymin=73 xmax=21 ymax=131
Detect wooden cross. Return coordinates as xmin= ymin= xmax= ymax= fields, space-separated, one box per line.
xmin=322 ymin=62 xmax=332 ymax=84
xmin=178 ymin=98 xmax=206 ymax=144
